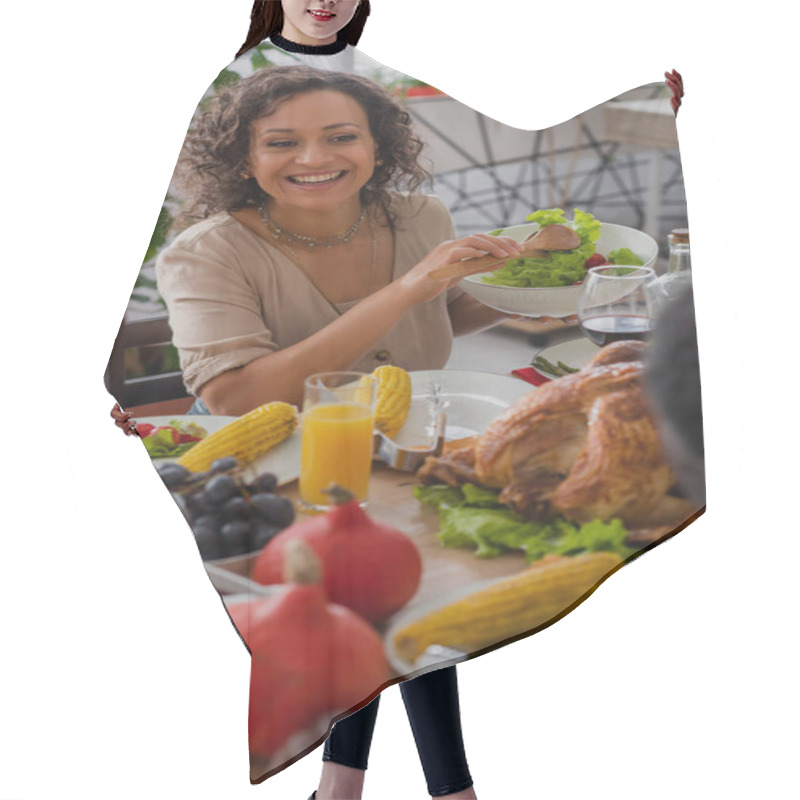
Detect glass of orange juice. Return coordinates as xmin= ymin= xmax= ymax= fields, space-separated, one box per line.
xmin=299 ymin=371 xmax=377 ymax=512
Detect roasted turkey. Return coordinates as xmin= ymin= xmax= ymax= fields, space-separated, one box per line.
xmin=418 ymin=341 xmax=691 ymax=527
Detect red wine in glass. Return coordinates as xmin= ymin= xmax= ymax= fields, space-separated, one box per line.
xmin=579 ymin=314 xmax=654 ymax=346
xmin=577 ymin=266 xmax=660 ymax=348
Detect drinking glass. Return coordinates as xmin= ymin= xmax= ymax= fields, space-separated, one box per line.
xmin=577 ymin=266 xmax=660 ymax=346
xmin=299 ymin=371 xmax=377 ymax=512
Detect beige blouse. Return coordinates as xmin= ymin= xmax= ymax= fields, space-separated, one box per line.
xmin=156 ymin=194 xmax=465 ymax=396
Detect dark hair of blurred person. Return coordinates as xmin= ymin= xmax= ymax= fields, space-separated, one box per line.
xmin=644 ymin=285 xmax=705 ymax=507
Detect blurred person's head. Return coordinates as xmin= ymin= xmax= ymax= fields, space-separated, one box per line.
xmin=644 ymin=285 xmax=705 ymax=507
xmin=237 ymin=0 xmax=371 ymax=57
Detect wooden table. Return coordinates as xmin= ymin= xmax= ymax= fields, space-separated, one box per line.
xmin=209 ymin=463 xmax=530 ymax=611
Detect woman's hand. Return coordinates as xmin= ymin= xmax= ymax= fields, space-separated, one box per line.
xmin=397 ymin=234 xmax=523 ymax=304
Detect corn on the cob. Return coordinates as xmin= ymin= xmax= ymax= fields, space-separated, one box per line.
xmin=392 ymin=552 xmax=621 ymax=663
xmin=177 ymin=401 xmax=298 ymax=472
xmin=366 ymin=365 xmax=412 ymax=439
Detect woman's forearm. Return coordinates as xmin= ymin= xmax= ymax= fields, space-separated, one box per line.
xmin=448 ymin=293 xmax=514 ymax=337
xmin=201 ymin=280 xmax=418 ymax=415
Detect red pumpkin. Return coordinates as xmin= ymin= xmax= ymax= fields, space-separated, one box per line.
xmin=229 ymin=541 xmax=389 ymax=758
xmin=252 ymin=487 xmax=422 ymax=622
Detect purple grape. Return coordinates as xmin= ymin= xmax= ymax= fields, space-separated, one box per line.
xmin=210 ymin=457 xmax=239 ymax=474
xmin=156 ymin=462 xmax=191 ymax=488
xmin=192 ymin=524 xmax=223 ymax=561
xmin=249 ymin=473 xmax=278 ymax=494
xmin=250 ymin=493 xmax=295 ymax=528
xmin=222 ymin=496 xmax=250 ymax=522
xmin=220 ymin=520 xmax=252 ymax=556
xmin=204 ymin=474 xmax=238 ymax=506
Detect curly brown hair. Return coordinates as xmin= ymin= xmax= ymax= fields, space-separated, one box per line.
xmin=173 ymin=65 xmax=430 ymax=230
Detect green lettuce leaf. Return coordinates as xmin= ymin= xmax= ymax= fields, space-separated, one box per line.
xmin=526 ymin=208 xmax=568 ymax=227
xmin=418 ymin=481 xmax=635 ymax=564
xmin=413 ymin=484 xmax=467 ymax=509
xmin=439 ymin=506 xmax=531 ymax=557
xmin=608 ymin=247 xmax=644 ymax=266
xmin=483 ymin=208 xmax=600 ymax=288
xmin=554 ymin=517 xmax=635 ymax=558
xmin=573 ymin=208 xmax=602 ymax=246
xmin=461 ymin=484 xmax=504 ymax=507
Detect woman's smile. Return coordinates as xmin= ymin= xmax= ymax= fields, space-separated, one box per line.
xmin=286 ymin=169 xmax=349 ymax=188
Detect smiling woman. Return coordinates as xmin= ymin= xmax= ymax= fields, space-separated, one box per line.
xmin=160 ymin=66 xmax=520 ymax=417
xmin=174 ymin=67 xmax=428 ymax=230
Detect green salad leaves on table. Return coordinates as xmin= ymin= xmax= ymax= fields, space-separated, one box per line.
xmin=483 ymin=208 xmax=602 ymax=288
xmin=414 ymin=483 xmax=637 ymax=563
xmin=139 ymin=420 xmax=207 ymax=459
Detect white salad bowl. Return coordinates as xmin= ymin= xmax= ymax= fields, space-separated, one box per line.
xmin=459 ymin=221 xmax=658 ymax=318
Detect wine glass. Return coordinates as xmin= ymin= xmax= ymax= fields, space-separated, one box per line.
xmin=577 ymin=266 xmax=660 ymax=346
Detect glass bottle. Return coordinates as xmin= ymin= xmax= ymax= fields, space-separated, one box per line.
xmin=658 ymin=228 xmax=692 ymax=299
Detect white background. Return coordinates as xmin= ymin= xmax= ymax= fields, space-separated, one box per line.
xmin=1 ymin=1 xmax=796 ymax=798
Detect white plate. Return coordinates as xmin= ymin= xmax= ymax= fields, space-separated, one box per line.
xmin=533 ymin=338 xmax=600 ymax=378
xmin=251 ymin=430 xmax=302 ymax=486
xmin=138 ymin=414 xmax=302 ymax=487
xmin=459 ymin=221 xmax=658 ymax=318
xmin=398 ymin=370 xmax=533 ymax=445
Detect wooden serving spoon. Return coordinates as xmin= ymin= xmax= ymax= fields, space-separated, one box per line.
xmin=428 ymin=224 xmax=581 ymax=281
xmin=525 ymin=223 xmax=581 ymax=252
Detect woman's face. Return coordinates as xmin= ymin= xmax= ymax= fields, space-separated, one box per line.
xmin=247 ymin=90 xmax=377 ymax=215
xmin=280 ymin=0 xmax=361 ymax=46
